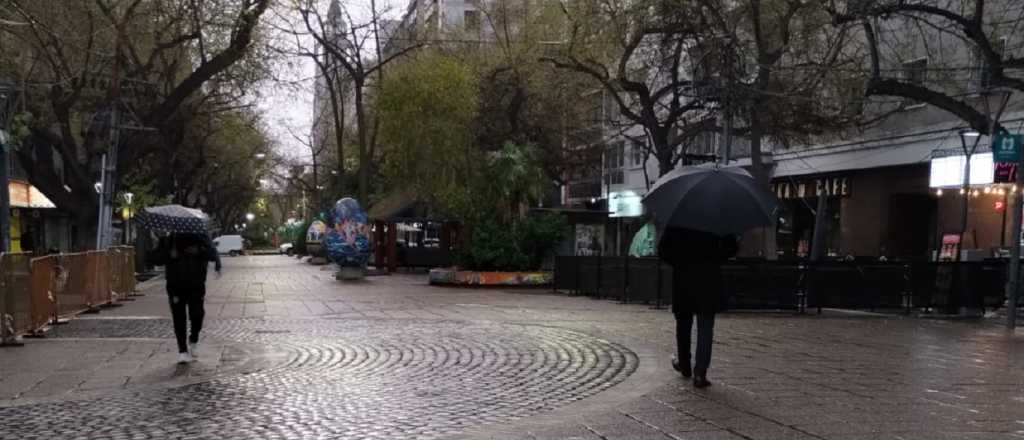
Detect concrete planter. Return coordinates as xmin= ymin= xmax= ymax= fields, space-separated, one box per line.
xmin=428 ymin=268 xmax=553 ymax=287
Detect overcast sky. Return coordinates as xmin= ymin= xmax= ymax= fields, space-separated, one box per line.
xmin=257 ymin=0 xmax=410 ymax=161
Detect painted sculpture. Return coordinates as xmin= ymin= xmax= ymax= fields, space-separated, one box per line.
xmin=325 ymin=198 xmax=373 ymax=270
xmin=306 ymin=220 xmax=327 ymax=243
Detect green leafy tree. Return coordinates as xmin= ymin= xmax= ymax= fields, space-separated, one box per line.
xmin=378 ymin=52 xmax=483 ymax=222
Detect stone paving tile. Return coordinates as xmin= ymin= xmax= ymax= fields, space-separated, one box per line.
xmin=2 ymin=256 xmax=1024 ymax=439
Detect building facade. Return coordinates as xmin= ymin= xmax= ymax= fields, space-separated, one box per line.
xmin=592 ymin=1 xmax=1024 ymax=261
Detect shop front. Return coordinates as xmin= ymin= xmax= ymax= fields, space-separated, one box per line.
xmin=928 ymin=151 xmax=1022 ymax=259
xmin=7 ymin=179 xmax=62 ymax=253
xmin=767 ymin=165 xmax=935 ymax=260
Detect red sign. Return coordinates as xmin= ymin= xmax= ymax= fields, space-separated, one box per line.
xmin=939 ymin=234 xmax=961 ymax=261
xmin=996 ymin=201 xmax=1006 ymax=212
xmin=995 ymin=162 xmax=1018 ymax=183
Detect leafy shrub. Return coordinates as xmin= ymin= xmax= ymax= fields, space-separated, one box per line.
xmin=516 ymin=213 xmax=568 ymax=269
xmin=458 ymin=213 xmax=567 ymax=271
xmin=291 ymin=220 xmax=310 ymax=256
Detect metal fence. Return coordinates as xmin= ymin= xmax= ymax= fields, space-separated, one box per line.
xmin=554 ymin=256 xmax=1009 ymax=314
xmin=0 ymin=247 xmax=137 ymax=343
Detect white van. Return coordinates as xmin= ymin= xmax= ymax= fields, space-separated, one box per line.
xmin=214 ymin=235 xmax=244 ymax=256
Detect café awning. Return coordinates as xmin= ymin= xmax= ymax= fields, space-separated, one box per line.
xmin=9 ymin=180 xmax=56 ymax=209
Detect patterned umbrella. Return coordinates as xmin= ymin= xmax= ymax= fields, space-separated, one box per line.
xmin=136 ymin=204 xmax=210 ymax=234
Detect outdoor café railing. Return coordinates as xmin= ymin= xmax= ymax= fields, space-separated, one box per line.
xmin=0 ymin=247 xmax=138 ymax=343
xmin=554 ymin=256 xmax=1009 ymax=314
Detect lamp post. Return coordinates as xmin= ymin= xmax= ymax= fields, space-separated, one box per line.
xmin=0 ymin=128 xmax=9 ymax=252
xmin=123 ymin=192 xmax=134 ymax=244
xmin=957 ymin=129 xmax=982 ymax=261
xmin=94 ymin=153 xmax=106 ymax=250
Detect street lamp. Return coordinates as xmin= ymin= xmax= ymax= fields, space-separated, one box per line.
xmin=123 ymin=192 xmax=134 ymax=244
xmin=245 ymin=213 xmax=256 ymax=222
xmin=956 ymin=129 xmax=984 ymax=262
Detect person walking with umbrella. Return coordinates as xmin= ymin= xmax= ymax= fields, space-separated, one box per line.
xmin=658 ymin=228 xmax=738 ymax=387
xmin=644 ymin=166 xmax=778 ymax=388
xmin=140 ymin=205 xmax=221 ymax=364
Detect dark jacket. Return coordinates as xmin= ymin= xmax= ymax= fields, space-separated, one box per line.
xmin=147 ymin=234 xmax=220 ymax=290
xmin=658 ymin=228 xmax=739 ymax=315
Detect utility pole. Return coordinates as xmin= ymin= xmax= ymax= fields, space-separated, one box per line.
xmin=0 ymin=81 xmax=14 ymax=252
xmin=1007 ymin=137 xmax=1022 ymax=329
xmin=96 ymin=23 xmax=125 ymax=250
xmin=721 ymin=36 xmax=733 ymax=165
xmin=0 ymin=129 xmax=9 ymax=252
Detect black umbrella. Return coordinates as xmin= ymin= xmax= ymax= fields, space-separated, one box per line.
xmin=136 ymin=204 xmax=210 ymax=234
xmin=642 ymin=165 xmax=778 ymax=236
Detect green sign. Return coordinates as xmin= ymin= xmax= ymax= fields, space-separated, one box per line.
xmin=993 ymin=133 xmax=1023 ymax=163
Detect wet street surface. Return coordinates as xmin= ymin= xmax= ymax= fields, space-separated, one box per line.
xmin=1 ymin=256 xmax=1023 ymax=439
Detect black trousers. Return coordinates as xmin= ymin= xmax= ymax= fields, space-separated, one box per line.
xmin=675 ymin=311 xmax=715 ymax=375
xmin=167 ymin=287 xmax=205 ymax=353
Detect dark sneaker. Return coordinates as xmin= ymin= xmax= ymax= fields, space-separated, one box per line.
xmin=672 ymin=358 xmax=692 ymax=378
xmin=693 ymin=375 xmax=711 ymax=389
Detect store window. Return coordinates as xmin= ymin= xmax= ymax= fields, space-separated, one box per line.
xmin=776 ymin=198 xmax=842 ymax=259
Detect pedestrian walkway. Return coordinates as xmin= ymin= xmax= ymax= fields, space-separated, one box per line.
xmin=1 ymin=256 xmax=1022 ymax=440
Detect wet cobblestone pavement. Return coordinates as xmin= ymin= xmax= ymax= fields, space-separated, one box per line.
xmin=2 ymin=256 xmax=1023 ymax=439
xmin=2 ymin=318 xmax=636 ymax=439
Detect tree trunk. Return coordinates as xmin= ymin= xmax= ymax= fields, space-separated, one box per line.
xmin=355 ymin=79 xmax=370 ymax=203
xmin=810 ymin=188 xmax=828 ymax=261
xmin=749 ymin=105 xmax=777 ymax=260
xmin=651 ymin=127 xmax=674 ymax=177
xmin=322 ymin=66 xmax=346 ymax=194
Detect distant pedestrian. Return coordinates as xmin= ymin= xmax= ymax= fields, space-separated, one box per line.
xmin=148 ymin=233 xmax=221 ymax=364
xmin=658 ymin=227 xmax=738 ymax=388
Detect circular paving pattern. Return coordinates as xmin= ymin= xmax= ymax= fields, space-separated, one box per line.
xmin=1 ymin=318 xmax=638 ymax=439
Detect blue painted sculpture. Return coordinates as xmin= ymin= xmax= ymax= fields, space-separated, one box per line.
xmin=325 ymin=198 xmax=373 ymax=269
xmin=307 ymin=220 xmax=327 ymax=243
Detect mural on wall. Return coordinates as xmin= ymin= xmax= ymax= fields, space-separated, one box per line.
xmin=325 ymin=198 xmax=373 ymax=268
xmin=574 ymin=224 xmax=605 ymax=256
xmin=428 ymin=269 xmax=554 ymax=286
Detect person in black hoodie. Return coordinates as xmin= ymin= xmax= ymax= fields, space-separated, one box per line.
xmin=658 ymin=227 xmax=738 ymax=388
xmin=148 ymin=233 xmax=221 ymax=364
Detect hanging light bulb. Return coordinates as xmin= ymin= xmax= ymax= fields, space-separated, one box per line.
xmin=1014 ymin=186 xmax=1019 ymax=193
xmin=984 ymin=186 xmax=992 ymax=194
xmin=960 ymin=188 xmax=967 ymax=195
xmin=936 ymin=188 xmax=944 ymax=196
xmin=972 ymin=189 xmax=980 ymax=197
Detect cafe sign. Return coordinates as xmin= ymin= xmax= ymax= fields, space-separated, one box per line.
xmin=772 ymin=177 xmax=851 ymax=200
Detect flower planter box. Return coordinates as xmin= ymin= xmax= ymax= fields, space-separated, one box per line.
xmin=428 ymin=268 xmax=553 ymax=287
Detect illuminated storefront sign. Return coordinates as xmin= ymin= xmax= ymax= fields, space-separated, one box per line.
xmin=608 ymin=191 xmax=644 ymax=218
xmin=929 ymin=152 xmax=994 ymax=188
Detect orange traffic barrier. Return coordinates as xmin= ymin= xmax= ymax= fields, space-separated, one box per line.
xmin=0 ymin=252 xmax=33 ymax=344
xmin=3 ymin=248 xmax=142 ymax=340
